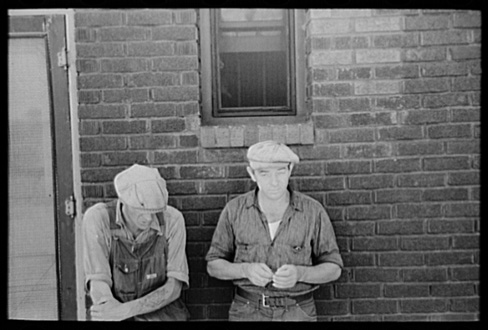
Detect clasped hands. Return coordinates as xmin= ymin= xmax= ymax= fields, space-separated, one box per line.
xmin=242 ymin=263 xmax=301 ymax=288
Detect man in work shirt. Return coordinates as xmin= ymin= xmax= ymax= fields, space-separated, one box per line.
xmin=206 ymin=140 xmax=343 ymax=321
xmin=83 ymin=164 xmax=190 ymax=321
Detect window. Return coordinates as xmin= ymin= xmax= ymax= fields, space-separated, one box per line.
xmin=200 ymin=9 xmax=306 ymax=125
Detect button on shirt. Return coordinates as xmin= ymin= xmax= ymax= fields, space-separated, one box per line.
xmin=83 ymin=201 xmax=189 ymax=292
xmin=206 ymin=187 xmax=343 ymax=296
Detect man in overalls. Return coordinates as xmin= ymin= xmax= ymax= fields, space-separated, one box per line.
xmin=206 ymin=140 xmax=343 ymax=321
xmin=83 ymin=164 xmax=190 ymax=321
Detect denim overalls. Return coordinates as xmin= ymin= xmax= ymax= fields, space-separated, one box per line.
xmin=106 ymin=202 xmax=189 ymax=321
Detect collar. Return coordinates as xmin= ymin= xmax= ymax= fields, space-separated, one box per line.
xmin=115 ymin=200 xmax=162 ymax=235
xmin=245 ymin=186 xmax=303 ymax=212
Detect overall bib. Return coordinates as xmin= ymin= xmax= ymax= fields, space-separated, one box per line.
xmin=107 ymin=202 xmax=189 ymax=321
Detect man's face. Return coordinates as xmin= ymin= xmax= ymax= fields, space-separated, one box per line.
xmin=247 ymin=162 xmax=293 ymax=201
xmin=123 ymin=204 xmax=155 ymax=232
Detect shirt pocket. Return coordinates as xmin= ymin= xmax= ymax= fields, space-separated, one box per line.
xmin=286 ymin=244 xmax=312 ymax=266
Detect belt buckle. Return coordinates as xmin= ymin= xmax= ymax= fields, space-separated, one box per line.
xmin=261 ymin=293 xmax=270 ymax=308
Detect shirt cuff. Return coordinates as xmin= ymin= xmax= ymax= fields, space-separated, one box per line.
xmin=315 ymin=251 xmax=344 ymax=268
xmin=167 ymin=271 xmax=189 ymax=289
xmin=85 ymin=273 xmax=113 ymax=292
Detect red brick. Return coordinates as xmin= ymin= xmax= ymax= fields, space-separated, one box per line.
xmin=81 ymin=167 xmax=123 ymax=183
xmin=378 ymin=253 xmax=424 ymax=267
xmin=400 ymin=236 xmax=450 ymax=251
xmin=327 ymin=191 xmax=372 ymax=206
xmin=103 ymin=89 xmax=149 ymax=103
xmin=337 ymin=67 xmax=372 ymax=80
xmin=344 ymin=143 xmax=391 ymax=159
xmin=346 ymin=205 xmax=392 ymax=220
xmin=348 ymin=175 xmax=394 ymax=189
xmin=338 ymin=98 xmax=371 ymax=112
xmin=127 ymin=72 xmax=176 ymax=87
xmin=373 ymin=33 xmax=419 ymax=48
xmin=453 ymin=77 xmax=481 ymax=91
xmin=298 ymin=145 xmax=341 ymax=160
xmin=352 ymin=237 xmax=398 ymax=251
xmin=154 ymin=150 xmax=198 ymax=164
xmin=129 ymin=135 xmax=176 ymax=150
xmin=423 ymin=92 xmax=470 ymax=108
xmin=75 ymin=11 xmax=123 ymax=27
xmin=378 ymin=126 xmax=423 ymax=140
xmin=313 ymin=83 xmax=353 ymax=97
xmin=376 ymin=189 xmax=422 ymax=204
xmin=428 ymin=219 xmax=475 ymax=234
xmin=102 ymin=120 xmax=146 ymax=134
xmin=166 ymin=181 xmax=198 ymax=195
xmin=78 ymin=74 xmax=124 ymax=89
xmin=422 ymin=30 xmax=469 ymax=46
xmin=349 ymin=112 xmax=395 ymax=127
xmin=352 ymin=299 xmax=398 ymax=314
xmin=425 ymin=251 xmax=476 ymax=266
xmin=185 ymin=288 xmax=233 ymax=304
xmin=82 ymin=185 xmax=104 ymax=198
xmin=153 ymin=26 xmax=197 ymax=40
xmin=405 ymin=15 xmax=450 ymax=30
xmin=130 ymin=103 xmax=176 ymax=118
xmin=444 ymin=202 xmax=479 ymax=217
xmin=152 ymin=56 xmax=198 ymax=71
xmin=327 ymin=160 xmax=372 ymax=175
xmin=384 ymin=284 xmax=430 ymax=298
xmin=423 ymin=156 xmax=470 ymax=171
xmin=80 ymin=136 xmax=127 ymax=151
xmin=298 ymin=177 xmax=345 ymax=191
xmin=451 ymin=108 xmax=480 ymax=122
xmin=423 ymin=188 xmax=469 ymax=201
xmin=404 ymin=48 xmax=446 ymax=62
xmin=202 ymin=179 xmax=250 ymax=195
xmin=127 ymin=10 xmax=172 ymax=25
xmin=453 ymin=12 xmax=481 ymax=28
xmin=375 ymin=95 xmax=421 ymax=110
xmin=404 ymin=78 xmax=450 ymax=94
xmin=198 ymin=148 xmax=247 ymax=163
xmin=354 ymin=268 xmax=400 ymax=282
xmin=336 ymin=284 xmax=381 ymax=298
xmin=151 ymin=118 xmax=185 ymax=133
xmin=79 ymin=121 xmax=100 ymax=136
xmin=420 ymin=62 xmax=468 ymax=77
xmin=375 ymin=64 xmax=419 ymax=79
xmin=450 ymin=298 xmax=479 ymax=313
xmin=180 ymin=196 xmax=227 ymax=211
xmin=76 ymin=43 xmax=125 ymax=58
xmin=314 ymin=114 xmax=349 ymax=129
xmin=76 ymin=59 xmax=100 ymax=73
xmin=397 ymin=173 xmax=445 ymax=187
xmin=374 ymin=158 xmax=421 ymax=173
xmin=450 ymin=45 xmax=481 ymax=60
xmin=402 ymin=268 xmax=448 ymax=282
xmin=400 ymin=299 xmax=448 ymax=313
xmin=432 ymin=283 xmax=475 ymax=297
xmin=402 ymin=109 xmax=449 ymax=125
xmin=315 ymin=301 xmax=349 ymax=316
xmin=451 ymin=266 xmax=479 ymax=281
xmin=397 ymin=203 xmax=443 ymax=218
xmin=174 ymin=10 xmax=197 ymax=24
xmin=152 ymin=86 xmax=199 ymax=101
xmin=100 ymin=152 xmax=148 ymax=166
xmin=333 ymin=222 xmax=375 ymax=237
xmin=334 ymin=36 xmax=369 ymax=49
xmin=99 ymin=26 xmax=148 ymax=42
xmin=377 ymin=220 xmax=424 ymax=235
xmin=341 ymin=253 xmax=375 ymax=267
xmin=80 ymin=153 xmax=101 ymax=167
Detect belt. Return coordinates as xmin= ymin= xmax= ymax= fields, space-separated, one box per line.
xmin=235 ymin=287 xmax=313 ymax=308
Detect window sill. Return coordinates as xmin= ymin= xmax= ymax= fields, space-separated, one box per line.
xmin=199 ymin=121 xmax=314 ymax=148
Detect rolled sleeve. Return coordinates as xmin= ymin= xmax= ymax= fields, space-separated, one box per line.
xmin=312 ymin=208 xmax=344 ymax=269
xmin=205 ymin=206 xmax=235 ymax=262
xmin=82 ymin=204 xmax=113 ymax=291
xmin=165 ymin=207 xmax=190 ymax=289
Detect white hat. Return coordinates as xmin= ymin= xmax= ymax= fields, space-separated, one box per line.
xmin=247 ymin=140 xmax=299 ymax=165
xmin=114 ymin=164 xmax=168 ymax=213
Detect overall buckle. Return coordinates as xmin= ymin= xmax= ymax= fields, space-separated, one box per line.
xmin=261 ymin=293 xmax=270 ymax=307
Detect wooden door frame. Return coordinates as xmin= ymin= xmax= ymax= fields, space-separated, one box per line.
xmin=8 ymin=10 xmax=82 ymax=320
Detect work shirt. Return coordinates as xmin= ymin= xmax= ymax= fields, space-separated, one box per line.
xmin=206 ymin=187 xmax=343 ymax=296
xmin=83 ymin=200 xmax=189 ymax=295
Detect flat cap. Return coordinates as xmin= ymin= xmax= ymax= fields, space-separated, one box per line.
xmin=247 ymin=140 xmax=299 ymax=164
xmin=114 ymin=164 xmax=168 ymax=213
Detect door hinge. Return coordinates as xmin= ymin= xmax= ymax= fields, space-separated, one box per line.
xmin=65 ymin=195 xmax=76 ymax=218
xmin=57 ymin=47 xmax=68 ymax=69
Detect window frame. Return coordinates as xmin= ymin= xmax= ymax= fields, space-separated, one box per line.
xmin=200 ymin=9 xmax=307 ymax=126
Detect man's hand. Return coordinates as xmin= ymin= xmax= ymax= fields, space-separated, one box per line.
xmin=272 ymin=264 xmax=301 ymax=289
xmin=90 ymin=297 xmax=132 ymax=321
xmin=242 ymin=263 xmax=273 ymax=287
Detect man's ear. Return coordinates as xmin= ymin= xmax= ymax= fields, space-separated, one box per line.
xmin=288 ymin=163 xmax=294 ymax=173
xmin=246 ymin=166 xmax=257 ymax=182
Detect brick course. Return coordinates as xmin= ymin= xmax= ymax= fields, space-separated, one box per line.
xmin=75 ymin=9 xmax=480 ymax=321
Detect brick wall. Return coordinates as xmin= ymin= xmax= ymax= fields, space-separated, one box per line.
xmin=75 ymin=9 xmax=480 ymax=321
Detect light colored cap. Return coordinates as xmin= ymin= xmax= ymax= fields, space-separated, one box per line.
xmin=114 ymin=164 xmax=168 ymax=213
xmin=247 ymin=140 xmax=299 ymax=165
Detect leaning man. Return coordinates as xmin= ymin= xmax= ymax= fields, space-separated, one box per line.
xmin=83 ymin=164 xmax=190 ymax=321
xmin=206 ymin=140 xmax=343 ymax=321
